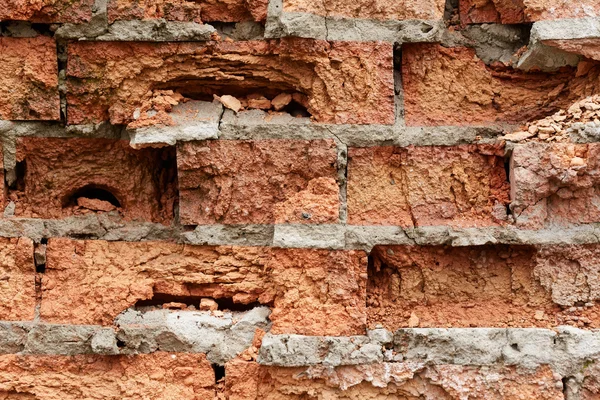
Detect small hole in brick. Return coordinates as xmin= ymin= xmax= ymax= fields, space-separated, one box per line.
xmin=64 ymin=185 xmax=121 ymax=211
xmin=116 ymin=339 xmax=126 ymax=348
xmin=14 ymin=160 xmax=26 ymax=191
xmin=134 ymin=293 xmax=267 ymax=312
xmin=510 ymin=343 xmax=520 ymax=351
xmin=212 ymin=364 xmax=225 ymax=383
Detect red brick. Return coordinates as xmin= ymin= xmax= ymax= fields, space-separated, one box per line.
xmin=0 ymin=36 xmax=59 ymax=121
xmin=12 ymin=138 xmax=176 ymax=224
xmin=402 ymin=43 xmax=600 ymax=126
xmin=178 ymin=140 xmax=340 ymax=225
xmin=66 ymin=39 xmax=394 ymax=125
xmin=510 ymin=143 xmax=600 ymax=229
xmin=282 ymin=0 xmax=445 ymax=21
xmin=108 ymin=0 xmax=267 ymax=23
xmin=0 ymin=353 xmax=214 ymax=399
xmin=347 ymin=144 xmax=509 ymax=227
xmin=0 ymin=238 xmax=36 ymax=321
xmin=0 ymin=0 xmax=93 ymax=23
xmin=40 ymin=239 xmax=367 ymax=336
xmin=460 ymin=0 xmax=600 ymax=24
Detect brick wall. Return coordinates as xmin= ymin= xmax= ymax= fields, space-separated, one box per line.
xmin=1 ymin=0 xmax=600 ymax=398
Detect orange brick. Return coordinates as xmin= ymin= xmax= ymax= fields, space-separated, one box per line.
xmin=40 ymin=239 xmax=367 ymax=336
xmin=178 ymin=139 xmax=339 ymax=225
xmin=0 ymin=36 xmax=59 ymax=121
xmin=0 ymin=238 xmax=36 ymax=321
xmin=0 ymin=353 xmax=214 ymax=399
xmin=0 ymin=0 xmax=93 ymax=23
xmin=347 ymin=144 xmax=509 ymax=227
xmin=66 ymin=39 xmax=394 ymax=125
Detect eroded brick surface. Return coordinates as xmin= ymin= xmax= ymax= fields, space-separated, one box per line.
xmin=510 ymin=142 xmax=600 ymax=229
xmin=66 ymin=39 xmax=394 ymax=125
xmin=460 ymin=0 xmax=600 ymax=24
xmin=108 ymin=0 xmax=267 ymax=23
xmin=368 ymin=244 xmax=600 ymax=329
xmin=0 ymin=238 xmax=36 ymax=321
xmin=0 ymin=36 xmax=59 ymax=121
xmin=178 ymin=140 xmax=340 ymax=225
xmin=243 ymin=363 xmax=563 ymax=399
xmin=581 ymin=362 xmax=600 ymax=400
xmin=544 ymin=39 xmax=600 ymax=62
xmin=0 ymin=0 xmax=93 ymax=23
xmin=12 ymin=138 xmax=177 ymax=224
xmin=402 ymin=43 xmax=600 ymax=126
xmin=41 ymin=239 xmax=367 ymax=335
xmin=0 ymin=353 xmax=214 ymax=399
xmin=347 ymin=144 xmax=509 ymax=227
xmin=282 ymin=0 xmax=445 ymax=21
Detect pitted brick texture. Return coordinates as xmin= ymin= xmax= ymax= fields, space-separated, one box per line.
xmin=13 ymin=138 xmax=177 ymax=224
xmin=178 ymin=139 xmax=339 ymax=225
xmin=282 ymin=0 xmax=445 ymax=20
xmin=0 ymin=238 xmax=36 ymax=321
xmin=402 ymin=43 xmax=600 ymax=126
xmin=0 ymin=36 xmax=59 ymax=121
xmin=0 ymin=0 xmax=93 ymax=23
xmin=66 ymin=39 xmax=394 ymax=126
xmin=0 ymin=353 xmax=215 ymax=399
xmin=347 ymin=144 xmax=509 ymax=227
xmin=41 ymin=239 xmax=367 ymax=335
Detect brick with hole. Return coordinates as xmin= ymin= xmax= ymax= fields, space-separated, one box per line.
xmin=66 ymin=39 xmax=394 ymax=125
xmin=347 ymin=144 xmax=509 ymax=227
xmin=0 ymin=36 xmax=59 ymax=121
xmin=108 ymin=0 xmax=268 ymax=23
xmin=0 ymin=0 xmax=93 ymax=22
xmin=0 ymin=238 xmax=36 ymax=321
xmin=178 ymin=139 xmax=340 ymax=225
xmin=401 ymin=43 xmax=600 ymax=126
xmin=0 ymin=353 xmax=215 ymax=399
xmin=11 ymin=138 xmax=177 ymax=224
xmin=40 ymin=239 xmax=367 ymax=336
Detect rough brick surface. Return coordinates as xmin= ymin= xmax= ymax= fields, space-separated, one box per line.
xmin=13 ymin=138 xmax=177 ymax=224
xmin=0 ymin=238 xmax=36 ymax=321
xmin=246 ymin=363 xmax=563 ymax=399
xmin=178 ymin=139 xmax=339 ymax=225
xmin=282 ymin=0 xmax=445 ymax=20
xmin=582 ymin=361 xmax=600 ymax=400
xmin=347 ymin=144 xmax=509 ymax=227
xmin=402 ymin=43 xmax=600 ymax=126
xmin=460 ymin=0 xmax=600 ymax=24
xmin=66 ymin=39 xmax=393 ymax=125
xmin=41 ymin=239 xmax=367 ymax=335
xmin=108 ymin=0 xmax=268 ymax=23
xmin=0 ymin=353 xmax=214 ymax=399
xmin=0 ymin=36 xmax=59 ymax=121
xmin=0 ymin=0 xmax=93 ymax=23
xmin=511 ymin=143 xmax=600 ymax=228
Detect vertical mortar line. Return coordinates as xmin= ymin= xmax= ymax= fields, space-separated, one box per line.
xmin=336 ymin=140 xmax=348 ymax=224
xmin=393 ymin=46 xmax=406 ymax=129
xmin=56 ymin=39 xmax=68 ymax=124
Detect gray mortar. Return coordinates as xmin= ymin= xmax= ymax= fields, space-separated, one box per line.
xmin=55 ymin=0 xmax=109 ymax=39
xmin=0 ymin=22 xmax=39 ymax=37
xmin=182 ymin=224 xmax=274 ymax=246
xmin=273 ymin=224 xmax=345 ymax=249
xmin=459 ymin=24 xmax=529 ymax=65
xmin=115 ymin=307 xmax=271 ymax=364
xmin=570 ymin=121 xmax=600 ymax=143
xmin=96 ymin=20 xmax=215 ymax=41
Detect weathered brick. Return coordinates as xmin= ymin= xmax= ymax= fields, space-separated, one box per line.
xmin=347 ymin=144 xmax=509 ymax=227
xmin=0 ymin=36 xmax=59 ymax=121
xmin=510 ymin=142 xmax=600 ymax=229
xmin=178 ymin=140 xmax=339 ymax=225
xmin=281 ymin=0 xmax=445 ymax=21
xmin=66 ymin=39 xmax=394 ymax=125
xmin=402 ymin=43 xmax=600 ymax=126
xmin=108 ymin=0 xmax=267 ymax=23
xmin=368 ymin=244 xmax=600 ymax=329
xmin=0 ymin=0 xmax=93 ymax=23
xmin=232 ymin=362 xmax=562 ymax=399
xmin=460 ymin=0 xmax=600 ymax=24
xmin=544 ymin=38 xmax=600 ymax=62
xmin=12 ymin=138 xmax=176 ymax=224
xmin=0 ymin=353 xmax=214 ymax=399
xmin=41 ymin=239 xmax=367 ymax=335
xmin=581 ymin=361 xmax=600 ymax=400
xmin=0 ymin=238 xmax=36 ymax=321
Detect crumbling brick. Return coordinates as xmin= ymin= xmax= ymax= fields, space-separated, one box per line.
xmin=0 ymin=36 xmax=59 ymax=121
xmin=347 ymin=144 xmax=509 ymax=227
xmin=12 ymin=138 xmax=177 ymax=224
xmin=178 ymin=139 xmax=340 ymax=225
xmin=66 ymin=39 xmax=394 ymax=125
xmin=0 ymin=0 xmax=93 ymax=23
xmin=0 ymin=238 xmax=36 ymax=321
xmin=40 ymin=239 xmax=367 ymax=335
xmin=402 ymin=43 xmax=600 ymax=126
xmin=0 ymin=353 xmax=215 ymax=398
